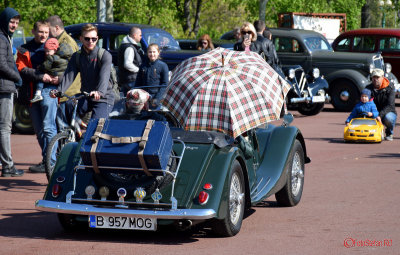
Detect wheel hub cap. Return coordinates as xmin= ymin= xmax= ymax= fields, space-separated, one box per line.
xmin=340 ymin=91 xmax=349 ymax=101
xmin=291 ymin=152 xmax=304 ymax=196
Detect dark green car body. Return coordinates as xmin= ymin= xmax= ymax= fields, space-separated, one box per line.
xmin=35 ymin=116 xmax=309 ymax=236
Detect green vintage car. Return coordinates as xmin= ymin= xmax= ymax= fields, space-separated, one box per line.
xmin=35 ymin=113 xmax=309 ymax=237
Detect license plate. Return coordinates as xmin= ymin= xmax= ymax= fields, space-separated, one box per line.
xmin=312 ymin=95 xmax=325 ymax=103
xmin=89 ymin=215 xmax=157 ymax=231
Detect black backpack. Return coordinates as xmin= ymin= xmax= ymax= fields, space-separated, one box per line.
xmin=75 ymin=48 xmax=120 ymax=101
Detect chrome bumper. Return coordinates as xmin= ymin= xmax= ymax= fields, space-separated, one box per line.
xmin=35 ymin=200 xmax=216 ymax=220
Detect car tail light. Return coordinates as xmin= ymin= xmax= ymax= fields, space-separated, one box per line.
xmin=198 ymin=191 xmax=209 ymax=205
xmin=52 ymin=184 xmax=62 ymax=198
xmin=203 ymin=183 xmax=213 ymax=190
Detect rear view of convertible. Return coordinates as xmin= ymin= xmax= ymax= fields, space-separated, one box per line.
xmin=35 ymin=48 xmax=310 ymax=237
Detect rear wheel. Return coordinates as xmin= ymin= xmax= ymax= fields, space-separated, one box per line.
xmin=330 ymin=80 xmax=359 ymax=112
xmin=213 ymin=160 xmax=245 ymax=237
xmin=298 ymin=102 xmax=324 ymax=116
xmin=45 ymin=131 xmax=74 ymax=181
xmin=276 ymin=140 xmax=305 ymax=207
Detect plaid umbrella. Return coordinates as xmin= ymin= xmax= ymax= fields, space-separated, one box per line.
xmin=161 ymin=47 xmax=291 ymax=138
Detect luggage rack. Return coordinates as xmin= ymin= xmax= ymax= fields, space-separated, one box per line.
xmin=66 ymin=139 xmax=186 ymax=210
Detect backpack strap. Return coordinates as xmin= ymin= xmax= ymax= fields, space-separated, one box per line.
xmin=75 ymin=48 xmax=106 ymax=71
xmin=75 ymin=50 xmax=81 ymax=71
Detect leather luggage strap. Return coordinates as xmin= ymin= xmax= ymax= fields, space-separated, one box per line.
xmin=89 ymin=119 xmax=155 ymax=176
xmin=90 ymin=118 xmax=106 ymax=174
xmin=138 ymin=119 xmax=155 ymax=176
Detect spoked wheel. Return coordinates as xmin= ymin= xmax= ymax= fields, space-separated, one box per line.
xmin=276 ymin=140 xmax=305 ymax=207
xmin=45 ymin=130 xmax=74 ymax=181
xmin=213 ymin=160 xmax=245 ymax=237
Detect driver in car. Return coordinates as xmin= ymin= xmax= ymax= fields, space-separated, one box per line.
xmin=345 ymin=88 xmax=380 ymax=125
xmin=111 ymin=89 xmax=166 ymax=122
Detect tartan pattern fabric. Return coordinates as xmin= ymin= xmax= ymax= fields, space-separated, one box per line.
xmin=161 ymin=47 xmax=291 ymax=138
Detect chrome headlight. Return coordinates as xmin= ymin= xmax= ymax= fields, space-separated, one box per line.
xmin=385 ymin=63 xmax=392 ymax=73
xmin=348 ymin=129 xmax=355 ymax=132
xmin=288 ymin=69 xmax=295 ymax=79
xmin=312 ymin=68 xmax=320 ymax=78
xmin=370 ymin=129 xmax=376 ymax=133
xmin=369 ymin=64 xmax=374 ymax=74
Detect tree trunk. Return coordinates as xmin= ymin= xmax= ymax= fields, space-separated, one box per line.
xmin=106 ymin=0 xmax=113 ymax=22
xmin=175 ymin=0 xmax=191 ymax=34
xmin=259 ymin=0 xmax=269 ymax=22
xmin=192 ymin=0 xmax=203 ymax=36
xmin=361 ymin=1 xmax=371 ymax=28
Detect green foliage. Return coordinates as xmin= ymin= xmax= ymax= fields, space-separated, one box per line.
xmin=0 ymin=0 xmax=377 ymax=39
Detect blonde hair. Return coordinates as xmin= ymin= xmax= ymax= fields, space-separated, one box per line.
xmin=240 ymin=22 xmax=257 ymax=42
xmin=81 ymin=24 xmax=98 ymax=36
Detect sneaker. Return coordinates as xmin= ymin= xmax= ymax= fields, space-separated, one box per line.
xmin=29 ymin=162 xmax=45 ymax=173
xmin=30 ymin=95 xmax=43 ymax=103
xmin=1 ymin=166 xmax=24 ymax=177
xmin=385 ymin=135 xmax=393 ymax=141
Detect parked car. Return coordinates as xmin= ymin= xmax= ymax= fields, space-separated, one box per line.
xmin=269 ymin=28 xmax=398 ymax=112
xmin=331 ymin=28 xmax=400 ymax=96
xmin=34 ymin=112 xmax=309 ymax=237
xmin=282 ymin=65 xmax=329 ymax=116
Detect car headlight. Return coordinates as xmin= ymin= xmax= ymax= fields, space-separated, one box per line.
xmin=370 ymin=129 xmax=376 ymax=132
xmin=385 ymin=63 xmax=392 ymax=73
xmin=288 ymin=69 xmax=295 ymax=79
xmin=312 ymin=68 xmax=320 ymax=78
xmin=348 ymin=129 xmax=355 ymax=132
xmin=369 ymin=64 xmax=374 ymax=74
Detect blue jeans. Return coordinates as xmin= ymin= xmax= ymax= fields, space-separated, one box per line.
xmin=382 ymin=112 xmax=397 ymax=136
xmin=0 ymin=93 xmax=15 ymax=169
xmin=65 ymin=98 xmax=113 ymax=122
xmin=29 ymin=85 xmax=58 ymax=161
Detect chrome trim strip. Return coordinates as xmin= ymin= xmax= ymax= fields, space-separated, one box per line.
xmin=35 ymin=200 xmax=216 ymax=220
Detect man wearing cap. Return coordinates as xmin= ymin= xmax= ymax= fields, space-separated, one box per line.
xmin=0 ymin=7 xmax=24 ymax=177
xmin=366 ymin=68 xmax=397 ymax=141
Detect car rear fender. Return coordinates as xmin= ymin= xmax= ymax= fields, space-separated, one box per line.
xmin=187 ymin=145 xmax=246 ymax=219
xmin=325 ymin=69 xmax=370 ymax=92
xmin=44 ymin=141 xmax=82 ymax=201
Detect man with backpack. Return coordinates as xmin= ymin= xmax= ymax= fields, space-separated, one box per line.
xmin=52 ymin=24 xmax=114 ymax=120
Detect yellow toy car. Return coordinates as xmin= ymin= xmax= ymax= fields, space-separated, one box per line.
xmin=344 ymin=117 xmax=385 ymax=143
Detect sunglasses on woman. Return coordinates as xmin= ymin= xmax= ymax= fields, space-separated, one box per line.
xmin=241 ymin=31 xmax=252 ymax=35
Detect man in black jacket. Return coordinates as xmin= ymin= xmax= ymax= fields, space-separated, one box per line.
xmin=117 ymin=27 xmax=144 ymax=95
xmin=253 ymin=20 xmax=281 ymax=71
xmin=0 ymin=7 xmax=24 ymax=177
xmin=366 ymin=68 xmax=397 ymax=141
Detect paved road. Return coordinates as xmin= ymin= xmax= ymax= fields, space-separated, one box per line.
xmin=0 ymin=103 xmax=399 ymax=255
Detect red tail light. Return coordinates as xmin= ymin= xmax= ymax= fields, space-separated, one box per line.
xmin=203 ymin=183 xmax=213 ymax=190
xmin=52 ymin=184 xmax=62 ymax=198
xmin=198 ymin=191 xmax=209 ymax=205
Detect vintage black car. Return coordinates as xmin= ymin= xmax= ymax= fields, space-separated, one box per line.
xmin=269 ymin=28 xmax=398 ymax=112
